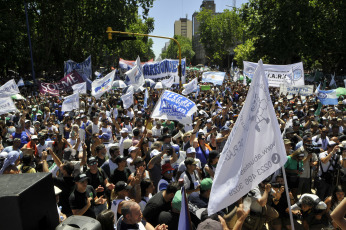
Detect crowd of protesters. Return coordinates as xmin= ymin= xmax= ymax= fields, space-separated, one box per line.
xmin=0 ymin=69 xmax=346 ymax=230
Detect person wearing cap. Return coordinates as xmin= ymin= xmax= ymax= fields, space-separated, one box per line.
xmin=180 ymin=157 xmax=201 ymax=195
xmin=188 ymin=178 xmax=213 ymax=209
xmin=316 ymin=141 xmax=345 ymax=200
xmin=69 ymin=173 xmax=107 ymax=218
xmin=157 ymin=163 xmax=175 ymax=193
xmin=177 ymin=147 xmax=202 ymax=179
xmin=127 ymin=146 xmax=140 ymax=174
xmin=24 ymin=119 xmax=35 ymax=136
xmin=119 ymin=128 xmax=130 ymax=156
xmin=110 ymin=181 xmax=133 ymax=222
xmin=23 ymin=134 xmax=39 ymax=159
xmin=85 ymin=156 xmax=115 ymax=215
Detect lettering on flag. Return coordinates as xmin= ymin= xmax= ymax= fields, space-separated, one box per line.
xmin=279 ymin=84 xmax=314 ymax=97
xmin=208 ymin=60 xmax=287 ymax=215
xmin=91 ymin=70 xmax=115 ymax=99
xmin=0 ymin=79 xmax=20 ymax=97
xmin=0 ymin=97 xmax=18 ymax=115
xmin=64 ymin=56 xmax=92 ymax=79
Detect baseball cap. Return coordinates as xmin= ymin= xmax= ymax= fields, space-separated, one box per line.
xmin=120 ymin=128 xmax=129 ymax=134
xmin=123 ymin=139 xmax=133 ymax=150
xmin=186 ymin=147 xmax=196 ymax=154
xmin=25 ymin=120 xmax=31 ymax=123
xmin=88 ymin=157 xmax=97 ymax=165
xmin=31 ymin=135 xmax=38 ymax=140
xmin=161 ymin=163 xmax=174 ymax=174
xmin=200 ymin=178 xmax=213 ymax=191
xmin=328 ymin=141 xmax=337 ymax=147
xmin=114 ymin=181 xmax=132 ymax=193
xmin=150 ymin=149 xmax=161 ymax=158
xmin=184 ymin=157 xmax=198 ymax=166
xmin=284 ymin=139 xmax=291 ymax=145
xmin=220 ymin=126 xmax=230 ymax=131
xmin=128 ymin=146 xmax=138 ymax=153
xmin=172 ymin=190 xmax=182 ymax=211
xmin=74 ymin=173 xmax=89 ymax=182
xmin=115 ymin=155 xmax=126 ymax=164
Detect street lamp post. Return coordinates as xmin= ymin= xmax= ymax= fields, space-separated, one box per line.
xmin=106 ymin=27 xmax=183 ymax=88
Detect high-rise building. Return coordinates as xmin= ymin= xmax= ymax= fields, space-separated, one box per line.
xmin=174 ymin=17 xmax=192 ymax=40
xmin=192 ymin=0 xmax=216 ymax=65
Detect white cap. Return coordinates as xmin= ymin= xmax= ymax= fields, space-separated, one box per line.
xmin=150 ymin=149 xmax=161 ymax=158
xmin=186 ymin=147 xmax=196 ymax=154
xmin=120 ymin=128 xmax=129 ymax=134
xmin=128 ymin=146 xmax=138 ymax=152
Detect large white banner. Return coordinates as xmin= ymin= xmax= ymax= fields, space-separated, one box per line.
xmin=125 ymin=56 xmax=144 ymax=90
xmin=182 ymin=78 xmax=198 ymax=95
xmin=0 ymin=79 xmax=20 ymax=98
xmin=72 ymin=82 xmax=87 ymax=94
xmin=0 ymin=97 xmax=18 ymax=115
xmin=208 ymin=60 xmax=287 ymax=215
xmin=279 ymin=84 xmax=314 ymax=97
xmin=142 ymin=58 xmax=186 ymax=84
xmin=62 ymin=92 xmax=79 ymax=112
xmin=151 ymin=90 xmax=197 ymax=124
xmin=243 ymin=61 xmax=304 ymax=87
xmin=91 ymin=70 xmax=115 ymax=99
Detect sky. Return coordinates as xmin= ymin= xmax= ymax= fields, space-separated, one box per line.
xmin=140 ymin=0 xmax=248 ymax=60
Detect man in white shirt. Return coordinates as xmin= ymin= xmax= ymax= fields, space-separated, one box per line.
xmin=119 ymin=128 xmax=129 ymax=156
xmin=91 ymin=116 xmax=100 ymax=135
xmin=151 ymin=121 xmax=162 ymax=138
xmin=179 ymin=157 xmax=201 ymax=195
xmin=312 ymin=127 xmax=329 ymax=151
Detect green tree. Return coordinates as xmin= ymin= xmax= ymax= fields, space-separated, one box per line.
xmin=161 ymin=35 xmax=195 ymax=64
xmin=196 ymin=9 xmax=243 ymax=66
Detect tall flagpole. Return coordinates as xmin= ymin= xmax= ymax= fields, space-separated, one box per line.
xmin=24 ymin=1 xmax=36 ymax=84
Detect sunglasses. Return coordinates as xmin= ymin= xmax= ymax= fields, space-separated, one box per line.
xmin=89 ymin=162 xmax=97 ymax=166
xmin=165 ymin=170 xmax=174 ymax=174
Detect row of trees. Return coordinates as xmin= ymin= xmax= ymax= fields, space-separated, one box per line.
xmin=0 ymin=0 xmax=155 ymax=77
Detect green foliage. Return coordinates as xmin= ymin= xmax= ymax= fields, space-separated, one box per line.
xmin=196 ymin=9 xmax=243 ymax=66
xmin=0 ymin=0 xmax=155 ymax=76
xmin=161 ymin=35 xmax=195 ymax=64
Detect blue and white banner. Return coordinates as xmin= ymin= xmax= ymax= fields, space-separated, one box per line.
xmin=0 ymin=79 xmax=20 ymax=98
xmin=208 ymin=60 xmax=287 ymax=215
xmin=151 ymin=90 xmax=197 ymax=124
xmin=243 ymin=61 xmax=304 ymax=87
xmin=121 ymin=91 xmax=134 ymax=109
xmin=17 ymin=78 xmax=25 ymax=87
xmin=143 ymin=58 xmax=186 ymax=84
xmin=72 ymin=82 xmax=87 ymax=94
xmin=316 ymin=84 xmax=338 ymax=105
xmin=144 ymin=88 xmax=149 ymax=108
xmin=64 ymin=56 xmax=92 ymax=90
xmin=91 ymin=70 xmax=115 ymax=99
xmin=0 ymin=97 xmax=17 ymax=114
xmin=125 ymin=56 xmax=144 ymax=90
xmin=62 ymin=92 xmax=79 ymax=112
xmin=182 ymin=78 xmax=198 ymax=95
xmin=279 ymin=84 xmax=314 ymax=97
xmin=201 ymin=72 xmax=226 ymax=85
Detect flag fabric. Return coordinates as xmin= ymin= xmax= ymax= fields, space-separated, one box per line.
xmin=316 ymin=84 xmax=338 ymax=105
xmin=121 ymin=91 xmax=134 ymax=109
xmin=95 ymin=71 xmax=102 ymax=79
xmin=208 ymin=60 xmax=287 ymax=215
xmin=0 ymin=79 xmax=20 ymax=97
xmin=11 ymin=94 xmax=26 ymax=100
xmin=62 ymin=92 xmax=79 ymax=112
xmin=125 ymin=56 xmax=144 ymax=90
xmin=144 ymin=88 xmax=149 ymax=108
xmin=151 ymin=90 xmax=197 ymax=124
xmin=161 ymin=75 xmax=175 ymax=88
xmin=195 ymin=85 xmax=200 ymax=101
xmin=182 ymin=78 xmax=198 ymax=95
xmin=329 ymin=74 xmax=336 ymax=88
xmin=72 ymin=82 xmax=87 ymax=94
xmin=17 ymin=78 xmax=25 ymax=87
xmin=64 ymin=55 xmax=92 ymax=79
xmin=178 ymin=187 xmax=192 ymax=230
xmin=91 ymin=70 xmax=115 ymax=99
xmin=201 ymin=72 xmax=226 ymax=85
xmin=0 ymin=97 xmax=18 ymax=115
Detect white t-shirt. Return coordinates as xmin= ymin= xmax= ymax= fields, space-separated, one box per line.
xmin=92 ymin=122 xmax=100 ymax=134
xmin=151 ymin=126 xmax=162 ymax=137
xmin=180 ymin=171 xmax=200 ymax=192
xmin=318 ymin=151 xmax=341 ymax=177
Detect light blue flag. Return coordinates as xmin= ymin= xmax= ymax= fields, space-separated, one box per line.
xmin=144 ymin=88 xmax=149 ymax=108
xmin=316 ymin=85 xmax=338 ymax=105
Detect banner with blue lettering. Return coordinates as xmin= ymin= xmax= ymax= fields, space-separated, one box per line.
xmin=201 ymin=72 xmax=226 ymax=85
xmin=142 ymin=58 xmax=186 ymax=84
xmin=151 ymin=90 xmax=197 ymax=124
xmin=0 ymin=79 xmax=20 ymax=98
xmin=125 ymin=56 xmax=144 ymax=90
xmin=64 ymin=56 xmax=92 ymax=78
xmin=279 ymin=84 xmax=314 ymax=97
xmin=91 ymin=70 xmax=115 ymax=99
xmin=0 ymin=97 xmax=17 ymax=115
xmin=315 ymin=84 xmax=338 ymax=105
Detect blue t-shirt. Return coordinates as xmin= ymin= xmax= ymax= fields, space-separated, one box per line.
xmin=195 ymin=146 xmax=210 ymax=167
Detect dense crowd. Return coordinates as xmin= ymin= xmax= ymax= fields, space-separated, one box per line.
xmin=0 ymin=71 xmax=345 ymax=230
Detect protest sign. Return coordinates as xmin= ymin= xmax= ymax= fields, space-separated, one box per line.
xmin=0 ymin=97 xmax=17 ymax=115
xmin=243 ymin=61 xmax=304 ymax=87
xmin=208 ymin=60 xmax=287 ymax=215
xmin=119 ymin=58 xmax=153 ymax=70
xmin=0 ymin=79 xmax=20 ymax=98
xmin=72 ymin=82 xmax=87 ymax=94
xmin=39 ymin=70 xmax=85 ymax=96
xmin=142 ymin=58 xmax=186 ymax=84
xmin=64 ymin=56 xmax=92 ymax=78
xmin=182 ymin=78 xmax=198 ymax=95
xmin=279 ymin=84 xmax=314 ymax=97
xmin=316 ymin=84 xmax=338 ymax=105
xmin=151 ymin=90 xmax=197 ymax=124
xmin=91 ymin=70 xmax=115 ymax=99
xmin=201 ymin=72 xmax=226 ymax=85
xmin=125 ymin=56 xmax=144 ymax=90
xmin=62 ymin=92 xmax=79 ymax=112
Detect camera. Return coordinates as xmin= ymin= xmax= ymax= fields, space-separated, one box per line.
xmin=305 ymin=144 xmax=320 ymax=154
xmin=270 ymin=182 xmax=281 ymax=189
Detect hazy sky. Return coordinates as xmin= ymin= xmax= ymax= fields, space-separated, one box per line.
xmin=141 ymin=0 xmax=248 ymax=60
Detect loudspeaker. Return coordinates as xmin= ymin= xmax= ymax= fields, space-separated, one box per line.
xmin=55 ymin=215 xmax=101 ymax=230
xmin=0 ymin=172 xmax=59 ymax=230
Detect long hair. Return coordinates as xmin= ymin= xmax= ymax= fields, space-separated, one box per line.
xmin=331 ymin=185 xmax=345 ymax=208
xmin=96 ymin=209 xmax=115 ymax=230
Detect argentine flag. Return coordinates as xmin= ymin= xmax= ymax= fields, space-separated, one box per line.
xmin=316 ymin=84 xmax=338 ymax=105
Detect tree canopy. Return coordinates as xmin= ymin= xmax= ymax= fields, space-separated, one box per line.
xmin=161 ymin=35 xmax=195 ymax=64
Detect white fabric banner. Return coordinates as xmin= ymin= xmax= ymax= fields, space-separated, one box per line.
xmin=279 ymin=84 xmax=314 ymax=97
xmin=125 ymin=56 xmax=144 ymax=90
xmin=121 ymin=91 xmax=134 ymax=109
xmin=208 ymin=60 xmax=287 ymax=215
xmin=91 ymin=70 xmax=115 ymax=99
xmin=0 ymin=97 xmax=18 ymax=115
xmin=243 ymin=61 xmax=304 ymax=87
xmin=151 ymin=90 xmax=197 ymax=124
xmin=0 ymin=79 xmax=20 ymax=98
xmin=161 ymin=75 xmax=175 ymax=88
xmin=182 ymin=78 xmax=198 ymax=95
xmin=62 ymin=92 xmax=79 ymax=112
xmin=72 ymin=82 xmax=87 ymax=94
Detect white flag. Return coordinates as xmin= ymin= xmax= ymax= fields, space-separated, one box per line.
xmin=121 ymin=91 xmax=134 ymax=109
xmin=161 ymin=75 xmax=175 ymax=88
xmin=329 ymin=74 xmax=336 ymax=87
xmin=62 ymin=92 xmax=79 ymax=112
xmin=17 ymin=78 xmax=25 ymax=87
xmin=0 ymin=97 xmax=18 ymax=115
xmin=208 ymin=60 xmax=287 ymax=215
xmin=91 ymin=70 xmax=115 ymax=99
xmin=182 ymin=78 xmax=198 ymax=95
xmin=125 ymin=56 xmax=144 ymax=90
xmin=72 ymin=82 xmax=87 ymax=94
xmin=0 ymin=79 xmax=20 ymax=97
